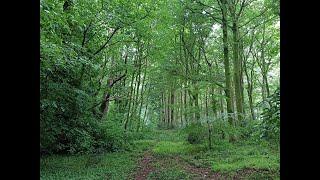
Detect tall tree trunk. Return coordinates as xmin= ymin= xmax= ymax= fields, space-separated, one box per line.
xmin=161 ymin=92 xmax=165 ymax=127
xmin=167 ymin=91 xmax=171 ymax=128
xmin=137 ymin=60 xmax=147 ymax=132
xmin=133 ymin=64 xmax=141 ymax=124
xmin=263 ymin=73 xmax=270 ymax=97
xmin=221 ymin=0 xmax=234 ymax=125
xmin=219 ymin=88 xmax=225 ymax=119
xmin=239 ymin=39 xmax=245 ymax=116
xmin=170 ymin=89 xmax=175 ymax=128
xmin=101 ymin=92 xmax=110 ymax=120
xmin=184 ymin=84 xmax=188 ymax=125
xmin=180 ymin=90 xmax=183 ymax=127
xmin=211 ymin=86 xmax=217 ymax=118
xmin=100 ymin=73 xmax=126 ymax=120
xmin=124 ymin=69 xmax=136 ymax=130
xmin=163 ymin=92 xmax=167 ymax=127
xmin=259 ymin=22 xmax=270 ymax=101
xmin=243 ymin=58 xmax=255 ymax=120
xmin=143 ymin=103 xmax=148 ymax=130
xmin=231 ymin=21 xmax=244 ymax=122
xmin=194 ymin=92 xmax=200 ymax=122
xmin=205 ymin=90 xmax=212 ymax=149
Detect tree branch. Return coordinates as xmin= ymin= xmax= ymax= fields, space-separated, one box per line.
xmin=186 ymin=4 xmax=222 ymax=24
xmin=81 ymin=20 xmax=93 ymax=47
xmin=196 ymin=0 xmax=221 ymax=12
xmin=109 ymin=73 xmax=126 ymax=87
xmin=93 ymin=26 xmax=121 ymax=56
xmin=237 ymin=0 xmax=247 ymax=18
xmin=239 ymin=8 xmax=269 ymax=28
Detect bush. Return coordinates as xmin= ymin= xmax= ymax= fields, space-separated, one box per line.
xmin=183 ymin=123 xmax=207 ymax=144
xmin=258 ymin=88 xmax=280 ymax=142
xmin=210 ymin=118 xmax=238 ymax=142
xmin=95 ymin=120 xmax=127 ymax=152
xmin=68 ymin=129 xmax=95 ymax=154
xmin=40 ymin=76 xmax=98 ymax=154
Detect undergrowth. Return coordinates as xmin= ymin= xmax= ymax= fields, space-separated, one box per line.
xmin=40 ymin=152 xmax=136 ymax=180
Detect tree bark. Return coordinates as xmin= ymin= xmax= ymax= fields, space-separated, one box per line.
xmin=170 ymin=89 xmax=175 ymax=128
xmin=100 ymin=73 xmax=126 ymax=120
xmin=205 ymin=90 xmax=212 ymax=149
xmin=124 ymin=67 xmax=136 ymax=130
xmin=220 ymin=0 xmax=234 ymax=125
xmin=243 ymin=57 xmax=255 ymax=120
xmin=231 ymin=21 xmax=244 ymax=122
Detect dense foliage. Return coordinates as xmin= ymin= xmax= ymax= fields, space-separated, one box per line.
xmin=259 ymin=88 xmax=280 ymax=141
xmin=40 ymin=0 xmax=279 ymax=159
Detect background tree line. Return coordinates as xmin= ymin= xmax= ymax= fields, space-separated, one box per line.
xmin=40 ymin=0 xmax=279 ymax=154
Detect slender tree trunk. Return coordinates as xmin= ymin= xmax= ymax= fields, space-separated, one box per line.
xmin=221 ymin=0 xmax=234 ymax=125
xmin=124 ymin=69 xmax=136 ymax=130
xmin=205 ymin=90 xmax=212 ymax=149
xmin=137 ymin=60 xmax=147 ymax=132
xmin=101 ymin=92 xmax=110 ymax=120
xmin=263 ymin=73 xmax=270 ymax=97
xmin=239 ymin=39 xmax=245 ymax=116
xmin=100 ymin=73 xmax=126 ymax=120
xmin=220 ymin=88 xmax=224 ymax=119
xmin=184 ymin=84 xmax=188 ymax=125
xmin=163 ymin=92 xmax=167 ymax=127
xmin=243 ymin=59 xmax=255 ymax=120
xmin=211 ymin=86 xmax=217 ymax=118
xmin=133 ymin=63 xmax=141 ymax=125
xmin=167 ymin=92 xmax=170 ymax=127
xmin=170 ymin=89 xmax=174 ymax=128
xmin=231 ymin=21 xmax=244 ymax=122
xmin=143 ymin=103 xmax=148 ymax=130
xmin=180 ymin=90 xmax=183 ymax=127
xmin=194 ymin=92 xmax=200 ymax=122
xmin=259 ymin=23 xmax=270 ymax=101
xmin=161 ymin=92 xmax=164 ymax=127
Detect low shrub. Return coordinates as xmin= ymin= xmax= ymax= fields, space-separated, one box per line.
xmin=183 ymin=123 xmax=207 ymax=144
xmin=94 ymin=120 xmax=127 ymax=152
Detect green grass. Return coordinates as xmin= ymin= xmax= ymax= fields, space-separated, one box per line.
xmin=40 ymin=130 xmax=280 ymax=179
xmin=130 ymin=139 xmax=157 ymax=152
xmin=41 ymin=152 xmax=139 ymax=180
xmin=152 ymin=141 xmax=206 ymax=155
xmin=180 ymin=139 xmax=279 ymax=178
xmin=147 ymin=168 xmax=191 ymax=180
xmin=150 ymin=130 xmax=279 ymax=178
xmin=40 ymin=139 xmax=159 ymax=180
xmin=245 ymin=171 xmax=280 ymax=180
xmin=212 ymin=155 xmax=279 ymax=172
xmin=40 ymin=152 xmax=137 ymax=180
xmin=210 ymin=141 xmax=279 ymax=173
xmin=147 ymin=154 xmax=194 ymax=180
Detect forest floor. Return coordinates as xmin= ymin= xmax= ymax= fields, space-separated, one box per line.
xmin=40 ymin=130 xmax=280 ymax=180
xmin=133 ymin=149 xmax=223 ymax=180
xmin=130 ymin=130 xmax=279 ymax=180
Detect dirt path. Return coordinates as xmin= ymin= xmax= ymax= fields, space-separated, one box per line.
xmin=174 ymin=156 xmax=225 ymax=180
xmin=133 ymin=151 xmax=156 ymax=180
xmin=132 ymin=151 xmax=275 ymax=180
xmin=132 ymin=151 xmax=225 ymax=180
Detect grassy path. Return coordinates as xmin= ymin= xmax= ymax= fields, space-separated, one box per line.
xmin=133 ymin=151 xmax=156 ymax=180
xmin=133 ymin=150 xmax=222 ymax=180
xmin=40 ymin=130 xmax=279 ymax=180
xmin=131 ymin=130 xmax=279 ymax=179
